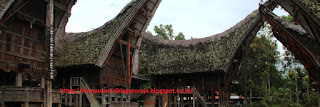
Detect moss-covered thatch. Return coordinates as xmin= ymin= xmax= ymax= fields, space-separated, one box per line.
xmin=55 ymin=0 xmax=146 ymax=67
xmin=0 ymin=0 xmax=14 ymax=19
xmin=296 ymin=0 xmax=320 ymax=22
xmin=266 ymin=8 xmax=320 ymax=63
xmin=140 ymin=10 xmax=261 ymax=75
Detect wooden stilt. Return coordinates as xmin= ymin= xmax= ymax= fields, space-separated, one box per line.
xmin=41 ymin=77 xmax=45 ymax=88
xmin=46 ymin=80 xmax=52 ymax=107
xmin=16 ymin=73 xmax=22 ymax=86
xmin=193 ymin=94 xmax=195 ymax=107
xmin=102 ymin=93 xmax=106 ymax=107
xmin=181 ymin=95 xmax=184 ymax=107
xmin=174 ymin=94 xmax=177 ymax=107
xmin=177 ymin=93 xmax=180 ymax=107
xmin=75 ymin=93 xmax=78 ymax=107
xmin=64 ymin=93 xmax=68 ymax=106
xmin=45 ymin=0 xmax=54 ymax=106
xmin=79 ymin=93 xmax=82 ymax=107
xmin=68 ymin=94 xmax=72 ymax=106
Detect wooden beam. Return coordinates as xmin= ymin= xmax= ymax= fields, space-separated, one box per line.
xmin=117 ymin=39 xmax=138 ymax=49
xmin=43 ymin=0 xmax=66 ymax=11
xmin=0 ymin=0 xmax=31 ymax=26
xmin=16 ymin=11 xmax=46 ymax=26
xmin=260 ymin=5 xmax=320 ymax=83
xmin=120 ymin=44 xmax=126 ymax=79
xmin=274 ymin=0 xmax=320 ymax=45
xmin=0 ymin=50 xmax=45 ymax=62
xmin=127 ymin=28 xmax=141 ymax=37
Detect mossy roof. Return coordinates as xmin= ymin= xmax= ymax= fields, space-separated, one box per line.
xmin=266 ymin=8 xmax=320 ymax=64
xmin=296 ymin=0 xmax=320 ymax=22
xmin=55 ymin=0 xmax=146 ymax=67
xmin=0 ymin=0 xmax=14 ymax=19
xmin=140 ymin=10 xmax=261 ymax=75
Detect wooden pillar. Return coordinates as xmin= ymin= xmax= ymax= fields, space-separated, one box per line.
xmin=64 ymin=93 xmax=68 ymax=106
xmin=102 ymin=93 xmax=106 ymax=107
xmin=174 ymin=94 xmax=177 ymax=107
xmin=41 ymin=77 xmax=45 ymax=88
xmin=121 ymin=93 xmax=124 ymax=107
xmin=79 ymin=93 xmax=82 ymax=107
xmin=16 ymin=73 xmax=22 ymax=86
xmin=108 ymin=93 xmax=112 ymax=106
xmin=75 ymin=93 xmax=78 ymax=107
xmin=69 ymin=93 xmax=72 ymax=106
xmin=181 ymin=95 xmax=184 ymax=107
xmin=46 ymin=80 xmax=52 ymax=107
xmin=177 ymin=94 xmax=180 ymax=107
xmin=45 ymin=0 xmax=54 ymax=106
xmin=193 ymin=94 xmax=195 ymax=107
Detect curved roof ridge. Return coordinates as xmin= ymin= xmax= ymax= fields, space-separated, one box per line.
xmin=63 ymin=0 xmax=140 ymax=42
xmin=143 ymin=10 xmax=259 ymax=47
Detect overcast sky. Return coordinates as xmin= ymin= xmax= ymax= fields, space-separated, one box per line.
xmin=65 ymin=0 xmax=288 ymax=39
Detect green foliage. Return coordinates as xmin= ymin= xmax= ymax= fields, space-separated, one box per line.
xmin=175 ymin=32 xmax=185 ymax=40
xmin=236 ymin=20 xmax=318 ymax=106
xmin=296 ymin=0 xmax=320 ymax=22
xmin=154 ymin=24 xmax=185 ymax=40
xmin=137 ymin=53 xmax=148 ymax=78
xmin=281 ymin=15 xmax=293 ymax=23
xmin=237 ymin=23 xmax=281 ymax=97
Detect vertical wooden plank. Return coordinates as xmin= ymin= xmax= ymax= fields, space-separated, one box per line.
xmin=108 ymin=93 xmax=112 ymax=107
xmin=101 ymin=93 xmax=106 ymax=107
xmin=128 ymin=37 xmax=131 ymax=89
xmin=68 ymin=94 xmax=72 ymax=106
xmin=193 ymin=94 xmax=195 ymax=107
xmin=174 ymin=94 xmax=177 ymax=107
xmin=16 ymin=73 xmax=22 ymax=86
xmin=64 ymin=93 xmax=68 ymax=106
xmin=75 ymin=93 xmax=78 ymax=107
xmin=6 ymin=34 xmax=12 ymax=51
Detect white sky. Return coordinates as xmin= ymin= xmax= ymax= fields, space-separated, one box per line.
xmin=65 ymin=0 xmax=288 ymax=39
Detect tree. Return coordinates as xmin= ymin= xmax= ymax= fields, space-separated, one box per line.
xmin=235 ymin=15 xmax=319 ymax=106
xmin=281 ymin=15 xmax=293 ymax=23
xmin=236 ymin=22 xmax=284 ymax=106
xmin=154 ymin=24 xmax=185 ymax=40
xmin=175 ymin=32 xmax=185 ymax=40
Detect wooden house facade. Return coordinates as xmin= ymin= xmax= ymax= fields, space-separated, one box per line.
xmin=139 ymin=1 xmax=278 ymax=107
xmin=139 ymin=0 xmax=320 ymax=106
xmin=0 ymin=0 xmax=320 ymax=107
xmin=54 ymin=0 xmax=161 ymax=106
xmin=0 ymin=0 xmax=75 ymax=106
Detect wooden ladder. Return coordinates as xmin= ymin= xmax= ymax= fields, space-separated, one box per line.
xmin=190 ymin=86 xmax=208 ymax=107
xmin=70 ymin=77 xmax=100 ymax=107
